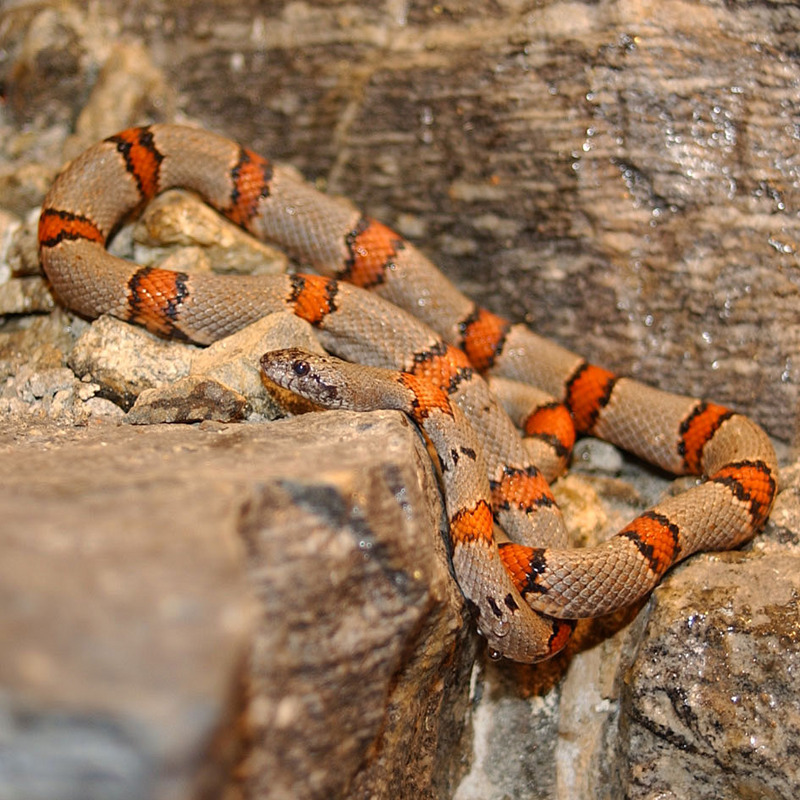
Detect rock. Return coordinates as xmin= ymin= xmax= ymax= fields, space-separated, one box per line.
xmin=764 ymin=461 xmax=800 ymax=549
xmin=133 ymin=191 xmax=288 ymax=276
xmin=125 ymin=312 xmax=325 ymax=423
xmin=453 ymin=659 xmax=563 ymax=800
xmin=0 ymin=310 xmax=80 ymax=381
xmin=0 ymin=419 xmax=254 ymax=800
xmin=0 ymin=3 xmax=107 ymax=130
xmin=0 ymin=276 xmax=56 ymax=314
xmin=0 ymin=209 xmax=22 ymax=283
xmin=0 ymin=157 xmax=58 ymax=222
xmin=125 ymin=375 xmax=249 ymax=424
xmin=189 ymin=312 xmax=325 ymax=418
xmin=237 ymin=411 xmax=472 ymax=800
xmin=68 ymin=315 xmax=196 ymax=409
xmin=572 ymin=437 xmax=626 ymax=476
xmin=0 ymin=409 xmax=472 ymax=800
xmin=0 ymin=357 xmax=122 ymax=426
xmin=63 ymin=40 xmax=175 ymax=160
xmin=616 ymin=546 xmax=800 ymax=800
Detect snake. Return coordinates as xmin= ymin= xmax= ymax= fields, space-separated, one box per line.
xmin=38 ymin=124 xmax=778 ymax=662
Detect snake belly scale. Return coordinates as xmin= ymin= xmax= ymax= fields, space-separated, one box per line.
xmin=38 ymin=124 xmax=778 ymax=662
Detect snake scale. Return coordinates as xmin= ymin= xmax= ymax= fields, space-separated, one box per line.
xmin=38 ymin=124 xmax=778 ymax=662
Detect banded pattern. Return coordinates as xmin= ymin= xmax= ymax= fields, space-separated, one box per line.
xmin=259 ymin=349 xmax=575 ymax=662
xmin=38 ymin=123 xmax=779 ymax=663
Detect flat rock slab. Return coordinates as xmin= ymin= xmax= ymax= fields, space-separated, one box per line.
xmin=0 ymin=420 xmax=253 ymax=800
xmin=0 ymin=410 xmax=470 ymax=800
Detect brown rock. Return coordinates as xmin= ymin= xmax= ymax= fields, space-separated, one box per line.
xmin=0 ymin=410 xmax=473 ymax=799
xmin=236 ymin=411 xmax=472 ymax=800
xmin=126 ymin=375 xmax=249 ymax=424
xmin=0 ymin=420 xmax=254 ymax=800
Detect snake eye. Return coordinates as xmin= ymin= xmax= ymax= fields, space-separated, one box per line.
xmin=292 ymin=359 xmax=310 ymax=376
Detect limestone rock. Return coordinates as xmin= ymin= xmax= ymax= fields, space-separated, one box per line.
xmin=0 ymin=359 xmax=120 ymax=426
xmin=189 ymin=312 xmax=324 ymax=418
xmin=125 ymin=313 xmax=325 ymax=422
xmin=0 ymin=209 xmax=22 ymax=283
xmin=133 ymin=190 xmax=288 ymax=276
xmin=0 ymin=310 xmax=80 ymax=381
xmin=0 ymin=411 xmax=473 ymax=799
xmin=615 ymin=547 xmax=800 ymax=800
xmin=68 ymin=315 xmax=196 ymax=409
xmin=0 ymin=276 xmax=56 ymax=314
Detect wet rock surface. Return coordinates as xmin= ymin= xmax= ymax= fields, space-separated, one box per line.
xmin=1 ymin=2 xmax=799 ymax=799
xmin=615 ymin=550 xmax=800 ymax=800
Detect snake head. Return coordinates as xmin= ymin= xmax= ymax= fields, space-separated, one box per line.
xmin=260 ymin=348 xmax=345 ymax=407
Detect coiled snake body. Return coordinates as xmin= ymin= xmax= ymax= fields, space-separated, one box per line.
xmin=38 ymin=124 xmax=778 ymax=662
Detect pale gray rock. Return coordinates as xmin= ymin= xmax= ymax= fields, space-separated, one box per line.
xmin=0 ymin=310 xmax=80 ymax=381
xmin=133 ymin=190 xmax=288 ymax=276
xmin=126 ymin=313 xmax=326 ymax=423
xmin=0 ymin=359 xmax=120 ymax=426
xmin=0 ymin=276 xmax=55 ymax=314
xmin=11 ymin=210 xmax=45 ymax=278
xmin=68 ymin=315 xmax=196 ymax=409
xmin=0 ymin=209 xmax=22 ymax=283
xmin=612 ymin=547 xmax=800 ymax=800
xmin=572 ymin=437 xmax=626 ymax=477
xmin=189 ymin=312 xmax=324 ymax=418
